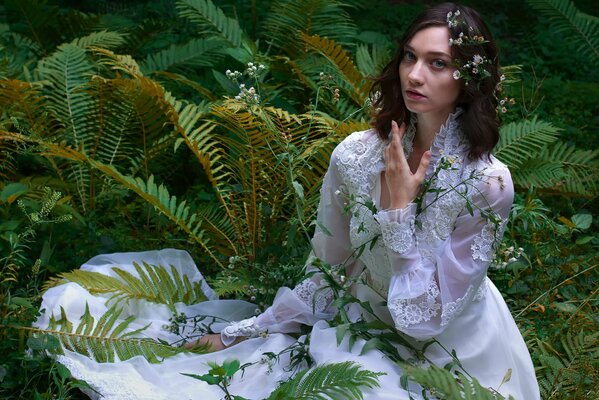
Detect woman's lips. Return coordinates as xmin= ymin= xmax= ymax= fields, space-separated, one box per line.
xmin=405 ymin=90 xmax=426 ymax=100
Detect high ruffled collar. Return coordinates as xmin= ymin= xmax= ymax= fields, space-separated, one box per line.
xmin=402 ymin=108 xmax=465 ymax=159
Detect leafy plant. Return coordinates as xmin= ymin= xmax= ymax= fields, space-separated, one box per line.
xmin=46 ymin=261 xmax=208 ymax=308
xmin=37 ymin=303 xmax=184 ymax=363
xmin=526 ymin=0 xmax=599 ymax=66
xmin=266 ymin=361 xmax=383 ymax=400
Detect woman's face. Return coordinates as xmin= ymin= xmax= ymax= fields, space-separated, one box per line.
xmin=399 ymin=26 xmax=461 ymax=118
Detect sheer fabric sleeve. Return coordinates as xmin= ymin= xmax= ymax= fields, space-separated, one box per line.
xmin=374 ymin=164 xmax=513 ymax=340
xmin=221 ymin=147 xmax=354 ymax=344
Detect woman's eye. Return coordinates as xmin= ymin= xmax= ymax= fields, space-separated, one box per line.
xmin=432 ymin=59 xmax=447 ymax=69
xmin=403 ymin=51 xmax=416 ymax=61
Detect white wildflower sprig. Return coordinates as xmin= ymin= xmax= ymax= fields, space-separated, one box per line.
xmin=225 ymin=61 xmax=267 ymax=106
xmin=452 ymin=53 xmax=492 ymax=86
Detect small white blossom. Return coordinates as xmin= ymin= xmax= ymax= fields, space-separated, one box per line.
xmin=473 ymin=54 xmax=484 ymax=65
xmin=453 ymin=70 xmax=461 ymax=80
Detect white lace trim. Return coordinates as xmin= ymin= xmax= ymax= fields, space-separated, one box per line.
xmin=441 ymin=283 xmax=479 ymax=327
xmin=471 ymin=218 xmax=507 ymax=262
xmin=222 ymin=316 xmax=262 ymax=338
xmin=292 ymin=279 xmax=333 ymax=313
xmin=473 ymin=278 xmax=488 ymax=301
xmin=56 ymin=354 xmax=166 ymax=399
xmin=388 ymin=278 xmax=441 ymax=329
xmin=376 ymin=213 xmax=415 ymax=254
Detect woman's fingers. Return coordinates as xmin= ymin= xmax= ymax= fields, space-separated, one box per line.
xmin=414 ymin=150 xmax=432 ymax=182
xmin=389 ymin=120 xmax=408 ymax=166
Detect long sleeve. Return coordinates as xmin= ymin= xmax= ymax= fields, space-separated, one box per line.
xmin=221 ymin=147 xmax=355 ymax=343
xmin=374 ymin=162 xmax=513 ymax=340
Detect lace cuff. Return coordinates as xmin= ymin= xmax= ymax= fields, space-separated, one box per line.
xmin=292 ymin=279 xmax=333 ymax=314
xmin=388 ymin=278 xmax=440 ymax=330
xmin=220 ymin=316 xmax=264 ymax=346
xmin=471 ymin=218 xmax=507 ymax=262
xmin=375 ymin=203 xmax=417 ymax=255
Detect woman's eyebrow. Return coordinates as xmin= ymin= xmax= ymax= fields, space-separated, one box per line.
xmin=404 ymin=45 xmax=451 ymax=58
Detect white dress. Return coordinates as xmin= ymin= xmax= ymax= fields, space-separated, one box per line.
xmin=36 ymin=110 xmax=540 ymax=400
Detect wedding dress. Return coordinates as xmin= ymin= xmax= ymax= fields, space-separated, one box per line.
xmin=36 ymin=109 xmax=540 ymax=400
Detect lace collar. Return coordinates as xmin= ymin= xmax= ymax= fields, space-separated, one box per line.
xmin=401 ymin=107 xmax=465 ymax=160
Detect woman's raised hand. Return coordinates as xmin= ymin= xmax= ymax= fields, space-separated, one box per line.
xmin=384 ymin=120 xmax=431 ymax=210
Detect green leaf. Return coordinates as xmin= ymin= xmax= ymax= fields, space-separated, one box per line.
xmin=0 ymin=182 xmax=28 ymax=202
xmin=572 ymin=213 xmax=592 ymax=230
xmin=292 ymin=180 xmax=305 ymax=203
xmin=223 ymin=359 xmax=241 ymax=377
xmin=554 ymin=302 xmax=578 ymax=313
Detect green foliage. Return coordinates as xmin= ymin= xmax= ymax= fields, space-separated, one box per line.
xmin=495 ymin=118 xmax=599 ymax=195
xmin=266 ymin=361 xmax=383 ymax=400
xmin=182 ymin=359 xmax=248 ymax=400
xmin=42 ymin=303 xmax=184 ymax=363
xmin=404 ymin=364 xmax=513 ymax=400
xmin=0 ymin=0 xmax=597 ymax=398
xmin=535 ymin=329 xmax=598 ymax=399
xmin=50 ymin=261 xmax=208 ymax=307
xmin=526 ymin=0 xmax=599 ymax=65
xmin=176 ymin=0 xmax=246 ymax=48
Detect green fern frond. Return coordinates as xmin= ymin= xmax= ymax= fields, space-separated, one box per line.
xmin=510 ymin=142 xmax=599 ymax=195
xmin=404 ymin=364 xmax=511 ymax=400
xmin=355 ymin=43 xmax=392 ymax=78
xmin=536 ymin=330 xmax=598 ymax=399
xmin=495 ymin=117 xmax=560 ymax=169
xmin=35 ymin=43 xmax=95 ymax=146
xmin=56 ymin=261 xmax=207 ymax=306
xmin=300 ymin=34 xmax=370 ymax=105
xmin=262 ymin=0 xmax=357 ymax=57
xmin=266 ymin=361 xmax=383 ymax=400
xmin=41 ymin=303 xmax=184 ymax=363
xmin=538 ymin=142 xmax=599 ymax=195
xmin=526 ymin=0 xmax=599 ymax=63
xmin=69 ymin=30 xmax=126 ymax=50
xmin=141 ymin=38 xmax=225 ymax=74
xmin=176 ymin=0 xmax=245 ymax=47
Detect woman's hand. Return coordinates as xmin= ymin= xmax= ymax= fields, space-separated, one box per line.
xmin=384 ymin=120 xmax=431 ymax=209
xmin=183 ymin=334 xmax=246 ymax=352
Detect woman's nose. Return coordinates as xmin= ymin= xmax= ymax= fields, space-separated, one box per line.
xmin=407 ymin=62 xmax=424 ymax=85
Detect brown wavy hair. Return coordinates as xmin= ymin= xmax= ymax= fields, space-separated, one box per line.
xmin=370 ymin=2 xmax=501 ymax=160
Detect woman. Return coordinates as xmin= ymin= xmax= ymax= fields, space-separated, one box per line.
xmin=37 ymin=3 xmax=540 ymax=399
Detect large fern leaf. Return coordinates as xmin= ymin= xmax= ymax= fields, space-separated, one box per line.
xmin=299 ymin=34 xmax=370 ymax=105
xmin=536 ymin=330 xmax=598 ymax=399
xmin=141 ymin=38 xmax=225 ymax=74
xmin=526 ymin=0 xmax=599 ymax=64
xmin=55 ymin=261 xmax=207 ymax=306
xmin=175 ymin=0 xmax=245 ymax=47
xmin=39 ymin=303 xmax=183 ymax=363
xmin=266 ymin=361 xmax=383 ymax=400
xmin=494 ymin=117 xmax=560 ymax=169
xmin=262 ymin=0 xmax=357 ymax=57
xmin=69 ymin=30 xmax=126 ymax=50
xmin=404 ymin=364 xmax=512 ymax=400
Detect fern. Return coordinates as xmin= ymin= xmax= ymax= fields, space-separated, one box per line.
xmin=526 ymin=0 xmax=599 ymax=64
xmin=141 ymin=37 xmax=226 ymax=74
xmin=54 ymin=261 xmax=208 ymax=307
xmin=38 ymin=303 xmax=184 ymax=363
xmin=495 ymin=117 xmax=560 ymax=169
xmin=495 ymin=118 xmax=598 ymax=195
xmin=404 ymin=364 xmax=512 ymax=400
xmin=176 ymin=0 xmax=245 ymax=47
xmin=266 ymin=361 xmax=383 ymax=400
xmin=262 ymin=0 xmax=357 ymax=57
xmin=299 ymin=34 xmax=370 ymax=105
xmin=355 ymin=43 xmax=392 ymax=78
xmin=536 ymin=328 xmax=599 ymax=399
xmin=69 ymin=30 xmax=126 ymax=50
